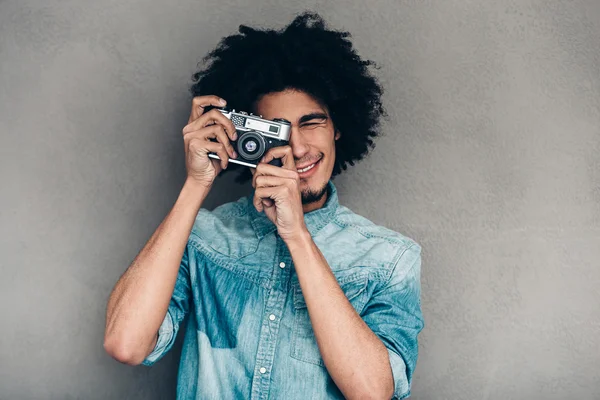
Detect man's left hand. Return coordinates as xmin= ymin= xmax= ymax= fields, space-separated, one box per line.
xmin=252 ymin=145 xmax=308 ymax=242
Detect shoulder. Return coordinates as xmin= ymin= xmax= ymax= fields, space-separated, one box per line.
xmin=196 ymin=195 xmax=249 ymax=220
xmin=318 ymin=204 xmax=421 ymax=279
xmin=189 ymin=196 xmax=258 ymax=258
xmin=192 ymin=195 xmax=249 ymax=231
xmin=334 ymin=205 xmax=420 ymax=249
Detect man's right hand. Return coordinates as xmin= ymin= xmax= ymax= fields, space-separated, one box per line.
xmin=182 ymin=95 xmax=238 ymax=189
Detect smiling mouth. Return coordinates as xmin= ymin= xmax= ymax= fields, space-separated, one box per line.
xmin=297 ymin=163 xmax=316 ymax=173
xmin=296 ymin=157 xmax=322 ymax=173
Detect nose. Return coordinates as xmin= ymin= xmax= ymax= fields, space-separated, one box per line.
xmin=288 ymin=126 xmax=310 ymax=161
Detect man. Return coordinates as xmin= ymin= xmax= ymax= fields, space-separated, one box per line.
xmin=104 ymin=12 xmax=424 ymax=400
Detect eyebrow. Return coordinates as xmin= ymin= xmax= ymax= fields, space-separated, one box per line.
xmin=298 ymin=112 xmax=328 ymax=124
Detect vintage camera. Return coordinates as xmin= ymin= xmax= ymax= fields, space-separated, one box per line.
xmin=208 ymin=107 xmax=291 ymax=168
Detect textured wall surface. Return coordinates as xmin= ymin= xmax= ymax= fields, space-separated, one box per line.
xmin=1 ymin=1 xmax=599 ymax=399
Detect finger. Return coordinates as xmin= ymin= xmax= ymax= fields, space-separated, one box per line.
xmin=261 ymin=145 xmax=295 ymax=171
xmin=184 ymin=125 xmax=236 ymax=159
xmin=252 ymin=166 xmax=294 ymax=188
xmin=187 ymin=136 xmax=230 ymax=170
xmin=254 ymin=174 xmax=288 ymax=188
xmin=184 ymin=109 xmax=237 ymax=142
xmin=254 ymin=175 xmax=288 ymax=207
xmin=188 ymin=95 xmax=227 ymax=124
xmin=253 ymin=162 xmax=298 ymax=189
xmin=252 ymin=163 xmax=298 ymax=191
xmin=263 ymin=198 xmax=273 ymax=207
xmin=188 ymin=139 xmax=229 ymax=170
xmin=204 ymin=124 xmax=237 ymax=159
xmin=211 ymin=157 xmax=223 ymax=175
xmin=253 ymin=186 xmax=280 ymax=212
xmin=200 ymin=109 xmax=238 ymax=141
xmin=201 ymin=141 xmax=230 ymax=170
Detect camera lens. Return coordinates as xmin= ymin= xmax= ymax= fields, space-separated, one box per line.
xmin=236 ymin=131 xmax=266 ymax=160
xmin=244 ymin=140 xmax=257 ymax=153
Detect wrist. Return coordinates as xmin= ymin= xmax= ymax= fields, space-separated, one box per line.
xmin=181 ymin=178 xmax=210 ymax=205
xmin=283 ymin=228 xmax=312 ymax=251
xmin=184 ymin=176 xmax=211 ymax=193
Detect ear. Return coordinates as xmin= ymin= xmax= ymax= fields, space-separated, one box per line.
xmin=334 ymin=129 xmax=341 ymax=140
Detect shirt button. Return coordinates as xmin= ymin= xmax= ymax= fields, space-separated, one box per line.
xmin=259 ymin=367 xmax=267 ymax=374
xmin=279 ymin=262 xmax=285 ymax=269
xmin=269 ymin=314 xmax=276 ymax=321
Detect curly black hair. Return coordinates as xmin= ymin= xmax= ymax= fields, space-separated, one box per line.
xmin=189 ymin=11 xmax=386 ymax=184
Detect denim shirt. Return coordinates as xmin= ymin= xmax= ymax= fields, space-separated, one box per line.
xmin=142 ymin=180 xmax=424 ymax=399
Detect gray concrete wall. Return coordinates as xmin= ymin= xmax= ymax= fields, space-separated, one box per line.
xmin=1 ymin=1 xmax=598 ymax=399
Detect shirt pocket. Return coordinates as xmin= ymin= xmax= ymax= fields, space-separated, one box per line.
xmin=290 ymin=273 xmax=369 ymax=367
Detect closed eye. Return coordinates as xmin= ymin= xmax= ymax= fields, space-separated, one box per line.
xmin=300 ymin=120 xmax=327 ymax=128
xmin=298 ymin=112 xmax=329 ymax=127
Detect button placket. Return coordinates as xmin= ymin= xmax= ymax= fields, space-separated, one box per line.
xmin=249 ymin=238 xmax=292 ymax=400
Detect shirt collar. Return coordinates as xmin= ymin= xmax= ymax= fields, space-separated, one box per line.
xmin=247 ymin=179 xmax=339 ymax=239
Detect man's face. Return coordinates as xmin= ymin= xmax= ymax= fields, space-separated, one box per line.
xmin=251 ymin=89 xmax=341 ymax=206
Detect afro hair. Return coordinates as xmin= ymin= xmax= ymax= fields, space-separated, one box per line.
xmin=189 ymin=11 xmax=386 ymax=184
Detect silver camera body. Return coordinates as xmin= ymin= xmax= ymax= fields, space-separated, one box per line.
xmin=208 ymin=107 xmax=291 ymax=168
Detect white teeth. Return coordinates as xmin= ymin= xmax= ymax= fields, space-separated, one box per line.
xmin=297 ymin=162 xmax=316 ymax=173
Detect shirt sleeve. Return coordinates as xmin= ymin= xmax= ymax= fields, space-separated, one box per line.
xmin=361 ymin=243 xmax=424 ymax=399
xmin=141 ymin=243 xmax=193 ymax=367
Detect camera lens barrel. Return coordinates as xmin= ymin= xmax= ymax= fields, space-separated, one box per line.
xmin=236 ymin=131 xmax=266 ymax=160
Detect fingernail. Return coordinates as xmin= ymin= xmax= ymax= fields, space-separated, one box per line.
xmin=219 ymin=98 xmax=226 ymax=105
xmin=232 ymin=151 xmax=237 ymax=158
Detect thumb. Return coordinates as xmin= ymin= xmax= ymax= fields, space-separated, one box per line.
xmin=211 ymin=158 xmax=223 ymax=175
